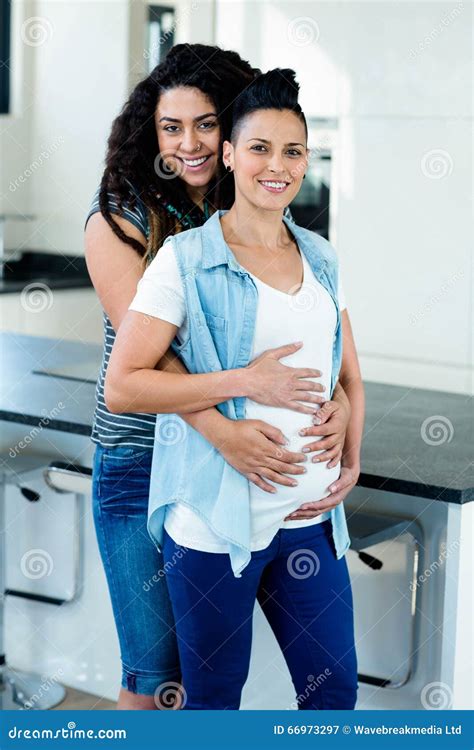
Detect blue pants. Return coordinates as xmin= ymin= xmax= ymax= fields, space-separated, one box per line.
xmin=163 ymin=519 xmax=358 ymax=710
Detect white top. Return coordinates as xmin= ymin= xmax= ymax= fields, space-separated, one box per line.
xmin=130 ymin=239 xmax=347 ymax=553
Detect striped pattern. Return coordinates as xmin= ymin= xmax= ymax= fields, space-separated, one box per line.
xmin=87 ymin=186 xmax=158 ymax=448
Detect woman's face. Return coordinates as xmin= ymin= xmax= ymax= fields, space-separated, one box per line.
xmin=223 ymin=108 xmax=308 ymax=211
xmin=155 ymin=86 xmax=221 ymax=189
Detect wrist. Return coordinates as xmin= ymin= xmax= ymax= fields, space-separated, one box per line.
xmin=227 ymin=367 xmax=250 ymax=399
xmin=184 ymin=408 xmax=228 ymax=444
xmin=341 ymin=457 xmax=360 ymax=474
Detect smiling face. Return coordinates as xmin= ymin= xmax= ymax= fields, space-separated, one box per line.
xmin=155 ymin=86 xmax=221 ymax=189
xmin=223 ymin=108 xmax=308 ymax=211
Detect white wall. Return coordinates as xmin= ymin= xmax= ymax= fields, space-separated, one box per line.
xmin=0 ymin=0 xmax=35 ymax=248
xmin=216 ymin=0 xmax=472 ymax=395
xmin=1 ymin=0 xmax=216 ymax=256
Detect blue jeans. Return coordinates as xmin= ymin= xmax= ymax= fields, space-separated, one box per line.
xmin=163 ymin=519 xmax=358 ymax=710
xmin=92 ymin=444 xmax=181 ymax=696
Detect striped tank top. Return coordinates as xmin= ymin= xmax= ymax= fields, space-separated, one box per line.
xmin=85 ymin=183 xmax=210 ymax=449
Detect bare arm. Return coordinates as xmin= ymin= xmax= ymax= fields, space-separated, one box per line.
xmin=338 ymin=310 xmax=365 ymax=473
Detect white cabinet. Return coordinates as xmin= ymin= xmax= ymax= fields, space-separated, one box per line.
xmin=0 ymin=289 xmax=103 ymax=343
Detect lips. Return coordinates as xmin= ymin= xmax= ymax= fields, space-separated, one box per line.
xmin=258 ymin=179 xmax=291 ymax=193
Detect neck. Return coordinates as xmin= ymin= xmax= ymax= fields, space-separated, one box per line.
xmin=186 ymin=183 xmax=208 ymax=211
xmin=222 ymin=196 xmax=287 ymax=249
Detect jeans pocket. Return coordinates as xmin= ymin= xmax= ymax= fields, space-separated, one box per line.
xmin=98 ymin=445 xmax=153 ymax=515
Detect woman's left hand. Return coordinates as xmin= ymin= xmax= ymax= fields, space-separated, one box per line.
xmin=298 ymin=398 xmax=350 ymax=469
xmin=283 ymin=465 xmax=360 ymax=521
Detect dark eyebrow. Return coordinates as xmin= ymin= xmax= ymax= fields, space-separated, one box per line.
xmin=158 ymin=112 xmax=217 ymax=124
xmin=247 ymin=138 xmax=305 ymax=148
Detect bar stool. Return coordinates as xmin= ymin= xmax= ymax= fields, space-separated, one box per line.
xmin=347 ymin=510 xmax=425 ymax=689
xmin=0 ymin=458 xmax=91 ymax=709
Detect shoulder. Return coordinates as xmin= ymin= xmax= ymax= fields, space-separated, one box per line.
xmin=169 ymin=225 xmax=206 ymax=271
xmin=292 ymin=223 xmax=339 ymax=266
xmin=85 ymin=179 xmax=149 ymax=237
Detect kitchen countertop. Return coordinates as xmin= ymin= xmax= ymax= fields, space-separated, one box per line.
xmin=1 ymin=332 xmax=472 ymax=504
xmin=0 ymin=251 xmax=92 ymax=294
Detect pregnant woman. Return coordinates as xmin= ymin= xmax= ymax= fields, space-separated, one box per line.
xmin=105 ymin=68 xmax=365 ymax=710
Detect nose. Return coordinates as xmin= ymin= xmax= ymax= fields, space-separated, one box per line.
xmin=179 ymin=128 xmax=200 ymax=154
xmin=267 ymin=153 xmax=286 ymax=174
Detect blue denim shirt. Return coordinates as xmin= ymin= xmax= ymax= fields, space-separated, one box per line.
xmin=148 ymin=209 xmax=351 ymax=576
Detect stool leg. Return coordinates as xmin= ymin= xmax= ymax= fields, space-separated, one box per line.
xmin=0 ymin=474 xmax=66 ymax=709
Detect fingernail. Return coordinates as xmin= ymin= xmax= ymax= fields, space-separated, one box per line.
xmin=313 ymin=417 xmax=321 ymax=425
xmin=291 ymin=480 xmax=298 ymax=486
xmin=329 ymin=485 xmax=336 ymax=492
xmin=299 ymin=429 xmax=306 ymax=436
xmin=302 ymin=446 xmax=310 ymax=453
xmin=300 ymin=467 xmax=307 ymax=473
xmin=312 ymin=457 xmax=320 ymax=463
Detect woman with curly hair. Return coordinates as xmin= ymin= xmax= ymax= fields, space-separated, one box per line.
xmin=85 ymin=45 xmax=353 ymax=710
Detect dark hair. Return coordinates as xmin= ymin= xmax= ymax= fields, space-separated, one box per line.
xmin=99 ymin=44 xmax=258 ymax=265
xmin=230 ymin=67 xmax=307 ymax=144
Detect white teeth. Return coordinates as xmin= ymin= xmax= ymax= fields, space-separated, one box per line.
xmin=260 ymin=181 xmax=288 ymax=189
xmin=182 ymin=156 xmax=208 ymax=166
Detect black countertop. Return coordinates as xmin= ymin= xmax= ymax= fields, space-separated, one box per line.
xmin=0 ymin=251 xmax=92 ymax=294
xmin=1 ymin=333 xmax=472 ymax=504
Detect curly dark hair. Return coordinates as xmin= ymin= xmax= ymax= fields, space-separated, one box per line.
xmin=99 ymin=44 xmax=258 ymax=266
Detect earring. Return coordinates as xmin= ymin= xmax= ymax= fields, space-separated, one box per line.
xmin=303 ymin=174 xmax=306 ymax=179
xmin=225 ymin=165 xmax=232 ymax=172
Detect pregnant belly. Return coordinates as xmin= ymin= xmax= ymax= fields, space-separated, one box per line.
xmin=245 ymin=400 xmax=340 ymax=524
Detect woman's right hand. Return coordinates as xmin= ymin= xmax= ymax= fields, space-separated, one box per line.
xmin=244 ymin=341 xmax=325 ymax=414
xmin=215 ymin=417 xmax=309 ymax=493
